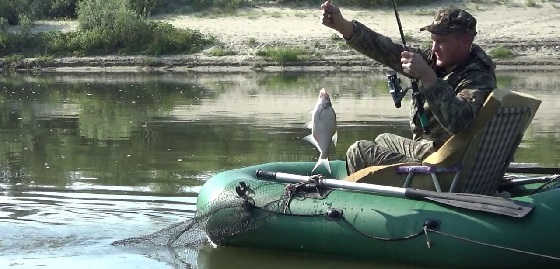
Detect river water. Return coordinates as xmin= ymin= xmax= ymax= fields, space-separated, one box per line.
xmin=1 ymin=71 xmax=559 ymax=268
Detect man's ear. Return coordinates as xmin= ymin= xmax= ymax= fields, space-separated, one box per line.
xmin=461 ymin=32 xmax=475 ymax=45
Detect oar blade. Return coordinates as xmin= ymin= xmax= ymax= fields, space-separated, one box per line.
xmin=423 ymin=196 xmax=533 ymax=218
xmin=406 ymin=189 xmax=534 ymax=218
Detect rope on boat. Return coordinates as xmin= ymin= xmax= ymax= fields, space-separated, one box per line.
xmin=236 ymin=180 xmax=560 ymax=261
xmin=426 ymin=228 xmax=560 ymax=261
xmin=341 ymin=218 xmax=426 ymax=241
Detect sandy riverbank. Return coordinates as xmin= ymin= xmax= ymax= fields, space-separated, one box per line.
xmin=1 ymin=1 xmax=559 ymax=73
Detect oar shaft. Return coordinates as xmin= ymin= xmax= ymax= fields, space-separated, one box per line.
xmin=265 ymin=171 xmax=407 ymax=197
xmin=256 ymin=170 xmax=533 ymax=218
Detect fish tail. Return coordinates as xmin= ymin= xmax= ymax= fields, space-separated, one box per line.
xmin=312 ymin=158 xmax=331 ymax=174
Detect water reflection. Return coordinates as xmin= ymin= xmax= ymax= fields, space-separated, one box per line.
xmin=0 ymin=72 xmax=409 ymax=193
xmin=1 ymin=71 xmax=560 ymax=268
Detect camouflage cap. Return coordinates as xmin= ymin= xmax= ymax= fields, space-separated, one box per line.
xmin=420 ymin=8 xmax=477 ymax=35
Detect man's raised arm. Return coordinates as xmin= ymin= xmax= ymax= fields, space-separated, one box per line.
xmin=320 ymin=1 xmax=414 ymax=74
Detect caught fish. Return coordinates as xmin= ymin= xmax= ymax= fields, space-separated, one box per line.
xmin=304 ymin=88 xmax=337 ymax=174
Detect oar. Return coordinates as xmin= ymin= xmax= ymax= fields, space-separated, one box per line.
xmin=255 ymin=170 xmax=533 ymax=218
xmin=507 ymin=162 xmax=560 ymax=174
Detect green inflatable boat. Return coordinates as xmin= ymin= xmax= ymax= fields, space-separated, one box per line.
xmin=196 ymin=161 xmax=560 ymax=268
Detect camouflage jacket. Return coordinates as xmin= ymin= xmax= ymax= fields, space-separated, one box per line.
xmin=346 ymin=20 xmax=496 ymax=149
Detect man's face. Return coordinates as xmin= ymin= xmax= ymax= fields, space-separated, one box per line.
xmin=431 ymin=33 xmax=471 ymax=69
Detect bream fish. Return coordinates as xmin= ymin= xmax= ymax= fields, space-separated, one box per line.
xmin=304 ymin=88 xmax=337 ymax=174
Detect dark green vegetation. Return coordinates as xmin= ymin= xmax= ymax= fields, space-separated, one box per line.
xmin=489 ymin=46 xmax=516 ymax=59
xmin=0 ymin=0 xmax=77 ymax=25
xmin=0 ymin=0 xmax=157 ymax=24
xmin=256 ymin=47 xmax=309 ymax=64
xmin=0 ymin=0 xmax=439 ymax=25
xmin=0 ymin=0 xmax=215 ymax=57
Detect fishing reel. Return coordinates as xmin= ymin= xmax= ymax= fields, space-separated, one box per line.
xmin=387 ymin=70 xmax=410 ymax=108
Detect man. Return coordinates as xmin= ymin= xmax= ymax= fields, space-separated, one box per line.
xmin=320 ymin=1 xmax=496 ymax=174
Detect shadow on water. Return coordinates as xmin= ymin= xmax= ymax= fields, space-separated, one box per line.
xmin=1 ymin=71 xmax=560 ymax=268
xmin=196 ymin=245 xmax=422 ymax=269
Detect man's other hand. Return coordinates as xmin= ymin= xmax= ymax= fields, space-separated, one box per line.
xmin=401 ymin=51 xmax=437 ymax=88
xmin=321 ymin=1 xmax=353 ymax=39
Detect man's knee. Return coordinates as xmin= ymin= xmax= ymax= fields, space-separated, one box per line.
xmin=346 ymin=140 xmax=375 ymax=174
xmin=374 ymin=133 xmax=396 ymax=145
xmin=346 ymin=140 xmax=367 ymax=159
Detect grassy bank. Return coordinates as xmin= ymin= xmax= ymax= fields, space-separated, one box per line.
xmin=256 ymin=47 xmax=311 ymax=64
xmin=0 ymin=0 xmax=215 ymax=57
xmin=0 ymin=24 xmax=215 ymax=57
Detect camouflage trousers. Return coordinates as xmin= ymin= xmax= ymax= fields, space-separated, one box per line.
xmin=346 ymin=133 xmax=435 ymax=174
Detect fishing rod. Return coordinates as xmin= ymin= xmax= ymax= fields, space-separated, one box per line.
xmin=388 ymin=0 xmax=430 ymax=133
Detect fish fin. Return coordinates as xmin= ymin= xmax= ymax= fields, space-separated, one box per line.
xmin=332 ymin=131 xmax=338 ymax=146
xmin=303 ymin=134 xmax=320 ymax=151
xmin=312 ymin=158 xmax=331 ymax=174
xmin=305 ymin=121 xmax=313 ymax=129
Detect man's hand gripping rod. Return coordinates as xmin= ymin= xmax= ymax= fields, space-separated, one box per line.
xmin=389 ymin=0 xmax=430 ymax=133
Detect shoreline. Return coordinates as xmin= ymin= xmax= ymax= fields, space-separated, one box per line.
xmin=2 ymin=52 xmax=560 ymax=74
xmin=1 ymin=3 xmax=559 ymax=74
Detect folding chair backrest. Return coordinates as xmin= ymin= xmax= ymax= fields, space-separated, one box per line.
xmin=450 ymin=90 xmax=540 ymax=194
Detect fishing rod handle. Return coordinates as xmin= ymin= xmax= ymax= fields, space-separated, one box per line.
xmin=256 ymin=170 xmax=309 ymax=184
xmin=255 ymin=169 xmax=276 ymax=179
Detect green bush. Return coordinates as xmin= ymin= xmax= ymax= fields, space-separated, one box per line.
xmin=0 ymin=0 xmax=215 ymax=57
xmin=0 ymin=30 xmax=42 ymax=55
xmin=0 ymin=0 xmax=159 ymax=24
xmin=145 ymin=22 xmax=215 ymax=55
xmin=77 ymin=0 xmax=132 ymax=30
xmin=70 ymin=0 xmax=214 ymax=55
xmin=48 ymin=0 xmax=79 ymax=18
xmin=257 ymin=47 xmax=307 ymax=64
xmin=0 ymin=23 xmax=214 ymax=57
xmin=0 ymin=0 xmax=22 ymax=25
xmin=73 ymin=0 xmax=149 ymax=54
xmin=128 ymin=0 xmax=159 ymax=17
xmin=0 ymin=17 xmax=6 ymax=31
xmin=207 ymin=46 xmax=237 ymax=56
xmin=0 ymin=0 xmax=79 ymax=24
xmin=489 ymin=46 xmax=515 ymax=59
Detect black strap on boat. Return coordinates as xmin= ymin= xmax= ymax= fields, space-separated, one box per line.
xmin=425 ymin=228 xmax=560 ymax=261
xmin=340 ymin=217 xmax=426 ymax=241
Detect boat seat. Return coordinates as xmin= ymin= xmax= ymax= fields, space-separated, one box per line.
xmin=345 ymin=89 xmax=541 ymax=195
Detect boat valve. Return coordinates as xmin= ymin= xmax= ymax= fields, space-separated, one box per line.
xmin=235 ymin=181 xmax=255 ymax=209
xmin=423 ymin=219 xmax=440 ymax=249
xmin=326 ymin=208 xmax=343 ymax=220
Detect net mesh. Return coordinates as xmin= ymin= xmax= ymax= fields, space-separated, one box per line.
xmin=111 ymin=179 xmax=336 ymax=265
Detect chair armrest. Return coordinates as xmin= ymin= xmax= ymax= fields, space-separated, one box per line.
xmin=396 ymin=164 xmax=462 ymax=174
